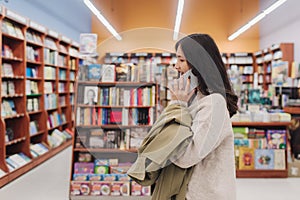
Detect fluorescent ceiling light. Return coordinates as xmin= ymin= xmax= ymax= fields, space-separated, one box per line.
xmin=228 ymin=0 xmax=287 ymax=41
xmin=83 ymin=0 xmax=122 ymax=40
xmin=173 ymin=0 xmax=185 ymax=40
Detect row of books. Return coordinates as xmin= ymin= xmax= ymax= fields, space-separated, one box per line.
xmin=44 ymin=66 xmax=56 ymax=79
xmin=1 ymin=81 xmax=15 ymax=96
xmin=58 ymin=54 xmax=67 ymax=67
xmin=80 ymin=86 xmax=156 ymax=107
xmin=234 ymin=128 xmax=286 ymax=149
xmin=76 ymin=107 xmax=153 ymax=126
xmin=236 ymin=147 xmax=285 ymax=170
xmin=47 ymin=129 xmax=73 ymax=148
xmin=26 ymin=98 xmax=39 ymax=112
xmin=26 ymin=45 xmax=40 ymax=62
xmin=58 ymin=82 xmax=66 ymax=93
xmin=6 ymin=152 xmax=31 ymax=172
xmin=26 ymin=30 xmax=43 ymax=45
xmin=26 ymin=67 xmax=38 ymax=78
xmin=44 ymin=49 xmax=58 ymax=66
xmin=47 ymin=111 xmax=65 ymax=129
xmin=104 ymin=52 xmax=176 ymax=65
xmin=70 ymin=180 xmax=150 ymax=196
xmin=26 ymin=80 xmax=39 ymax=94
xmin=227 ymin=55 xmax=253 ymax=64
xmin=44 ymin=93 xmax=57 ymax=109
xmin=71 ymin=159 xmax=150 ymax=196
xmin=2 ymin=44 xmax=14 ymax=58
xmin=2 ymin=19 xmax=24 ymax=39
xmin=79 ymin=62 xmax=156 ymax=83
xmin=2 ymin=63 xmax=14 ymax=77
xmin=75 ymin=127 xmax=149 ymax=149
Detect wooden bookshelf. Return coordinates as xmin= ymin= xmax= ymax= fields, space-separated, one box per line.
xmin=232 ymin=121 xmax=290 ymax=178
xmin=0 ymin=6 xmax=78 ymax=187
xmin=253 ymin=43 xmax=294 ymax=90
xmin=69 ymin=53 xmax=166 ymax=198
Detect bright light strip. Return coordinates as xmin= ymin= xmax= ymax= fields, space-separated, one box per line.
xmin=228 ymin=0 xmax=287 ymax=41
xmin=83 ymin=0 xmax=122 ymax=40
xmin=173 ymin=0 xmax=185 ymax=40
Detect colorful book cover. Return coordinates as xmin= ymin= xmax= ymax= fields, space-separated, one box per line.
xmin=101 ymin=64 xmax=115 ymax=82
xmin=74 ymin=162 xmax=94 ymax=174
xmin=255 ymin=149 xmax=275 ymax=170
xmin=238 ymin=147 xmax=255 ymax=170
xmin=266 ymin=130 xmax=286 ymax=149
xmin=88 ymin=64 xmax=101 ymax=81
xmin=274 ymin=149 xmax=286 ymax=170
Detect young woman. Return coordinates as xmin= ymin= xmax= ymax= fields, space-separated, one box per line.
xmin=169 ymin=33 xmax=238 ymax=200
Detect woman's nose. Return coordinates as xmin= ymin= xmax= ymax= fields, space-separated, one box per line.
xmin=174 ymin=63 xmax=180 ymax=70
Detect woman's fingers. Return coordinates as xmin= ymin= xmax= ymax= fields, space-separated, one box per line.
xmin=185 ymin=76 xmax=191 ymax=93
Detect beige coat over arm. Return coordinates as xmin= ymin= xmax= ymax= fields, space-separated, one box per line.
xmin=172 ymin=93 xmax=236 ymax=200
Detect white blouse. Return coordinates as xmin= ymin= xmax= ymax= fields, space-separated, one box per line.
xmin=172 ymin=93 xmax=236 ymax=200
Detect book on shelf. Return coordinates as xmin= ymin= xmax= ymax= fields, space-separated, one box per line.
xmin=89 ymin=128 xmax=105 ymax=148
xmin=238 ymin=147 xmax=255 ymax=170
xmin=9 ymin=153 xmax=30 ymax=167
xmin=88 ymin=64 xmax=101 ymax=81
xmin=6 ymin=157 xmax=19 ymax=170
xmin=271 ymin=61 xmax=289 ymax=85
xmin=1 ymin=99 xmax=17 ymax=117
xmin=266 ymin=130 xmax=286 ymax=149
xmin=101 ymin=64 xmax=115 ymax=82
xmin=29 ymin=121 xmax=39 ymax=135
xmin=30 ymin=143 xmax=49 ymax=156
xmin=1 ymin=81 xmax=7 ymax=96
xmin=255 ymin=149 xmax=275 ymax=170
xmin=83 ymin=86 xmax=98 ymax=105
xmin=2 ymin=81 xmax=16 ymax=96
xmin=274 ymin=149 xmax=286 ymax=170
xmin=2 ymin=63 xmax=14 ymax=77
xmin=5 ymin=127 xmax=14 ymax=142
xmin=115 ymin=63 xmax=132 ymax=82
xmin=4 ymin=20 xmax=17 ymax=37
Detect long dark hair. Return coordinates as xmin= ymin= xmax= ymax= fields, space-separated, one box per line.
xmin=175 ymin=33 xmax=238 ymax=117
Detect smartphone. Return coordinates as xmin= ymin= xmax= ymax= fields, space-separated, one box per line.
xmin=179 ymin=69 xmax=198 ymax=93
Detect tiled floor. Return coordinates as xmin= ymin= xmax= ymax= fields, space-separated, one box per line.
xmin=0 ymin=146 xmax=300 ymax=200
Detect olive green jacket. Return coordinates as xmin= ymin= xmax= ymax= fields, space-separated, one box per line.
xmin=127 ymin=103 xmax=194 ymax=200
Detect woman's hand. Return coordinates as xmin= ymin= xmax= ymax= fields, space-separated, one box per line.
xmin=170 ymin=76 xmax=195 ymax=102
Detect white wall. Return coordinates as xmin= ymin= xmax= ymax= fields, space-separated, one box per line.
xmin=260 ymin=0 xmax=300 ymax=61
xmin=0 ymin=0 xmax=91 ymax=42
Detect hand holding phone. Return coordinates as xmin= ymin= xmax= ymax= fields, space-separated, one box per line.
xmin=179 ymin=69 xmax=198 ymax=93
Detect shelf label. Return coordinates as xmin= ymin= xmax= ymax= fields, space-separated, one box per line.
xmin=72 ymin=41 xmax=79 ymax=47
xmin=271 ymin=44 xmax=280 ymax=51
xmin=110 ymin=52 xmax=124 ymax=57
xmin=162 ymin=53 xmax=171 ymax=57
xmin=48 ymin=29 xmax=59 ymax=39
xmin=254 ymin=51 xmax=262 ymax=56
xmin=6 ymin=9 xmax=27 ymax=25
xmin=234 ymin=52 xmax=249 ymax=57
xmin=61 ymin=35 xmax=71 ymax=43
xmin=135 ymin=52 xmax=148 ymax=57
xmin=29 ymin=21 xmax=46 ymax=33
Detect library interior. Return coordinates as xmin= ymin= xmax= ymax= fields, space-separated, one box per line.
xmin=0 ymin=0 xmax=300 ymax=199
